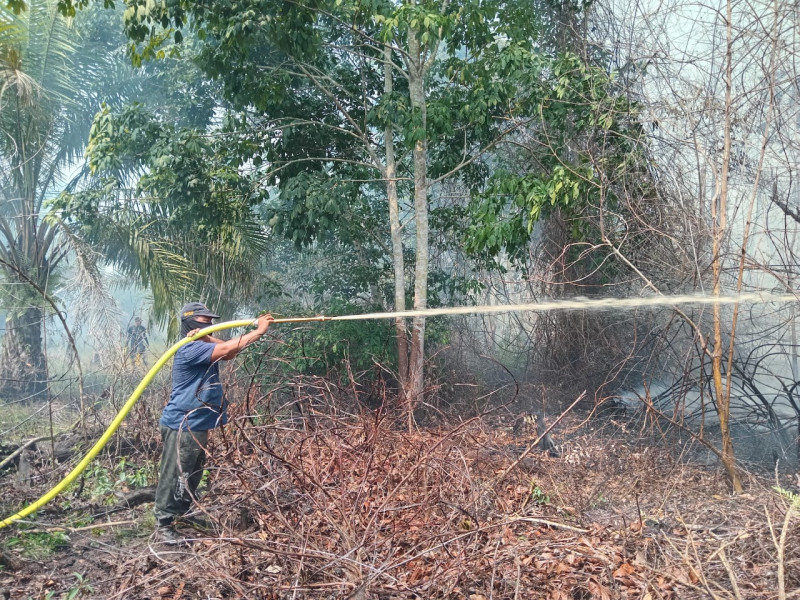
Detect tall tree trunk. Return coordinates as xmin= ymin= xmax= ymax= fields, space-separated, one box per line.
xmin=0 ymin=307 xmax=47 ymax=401
xmin=711 ymin=0 xmax=742 ymax=494
xmin=384 ymin=44 xmax=410 ymax=402
xmin=407 ymin=29 xmax=429 ymax=430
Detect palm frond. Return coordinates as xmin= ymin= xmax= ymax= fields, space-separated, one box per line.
xmin=0 ymin=46 xmax=40 ymax=106
xmin=24 ymin=0 xmax=79 ymax=108
xmin=52 ymin=217 xmax=121 ymax=336
xmin=55 ymin=179 xmax=272 ymax=327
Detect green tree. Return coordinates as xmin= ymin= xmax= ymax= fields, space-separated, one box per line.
xmin=102 ymin=0 xmax=571 ymax=424
xmin=461 ymin=43 xmax=668 ymax=389
xmin=56 ymin=100 xmax=272 ymax=326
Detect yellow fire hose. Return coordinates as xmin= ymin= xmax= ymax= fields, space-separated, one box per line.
xmin=0 ymin=318 xmax=274 ymax=529
xmin=0 ymin=291 xmax=796 ymax=529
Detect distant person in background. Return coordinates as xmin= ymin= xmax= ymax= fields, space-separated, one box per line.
xmin=153 ymin=302 xmax=273 ymax=546
xmin=127 ymin=317 xmax=149 ymax=366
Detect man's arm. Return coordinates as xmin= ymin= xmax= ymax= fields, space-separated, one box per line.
xmin=210 ymin=314 xmax=273 ymax=361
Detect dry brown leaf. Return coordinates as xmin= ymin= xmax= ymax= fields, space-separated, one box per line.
xmin=588 ymin=578 xmax=613 ymax=600
xmin=657 ymin=575 xmax=674 ymax=591
xmin=171 ymin=581 xmax=185 ymax=600
xmin=613 ymin=562 xmax=636 ymax=579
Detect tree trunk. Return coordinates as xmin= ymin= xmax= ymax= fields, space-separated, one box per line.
xmin=711 ymin=0 xmax=742 ymax=494
xmin=0 ymin=307 xmax=47 ymax=401
xmin=406 ymin=29 xmax=429 ymax=430
xmin=384 ymin=44 xmax=410 ymax=402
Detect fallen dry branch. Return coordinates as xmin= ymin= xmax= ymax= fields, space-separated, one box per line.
xmin=0 ymin=436 xmax=52 ymax=472
xmin=22 ymin=520 xmax=137 ymax=534
xmin=2 ymin=400 xmax=798 ymax=600
xmin=493 ymin=391 xmax=585 ymax=487
xmin=102 ymin=406 xmax=794 ymax=599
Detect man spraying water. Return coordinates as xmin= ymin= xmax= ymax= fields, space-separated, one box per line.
xmin=153 ymin=302 xmax=274 ymax=545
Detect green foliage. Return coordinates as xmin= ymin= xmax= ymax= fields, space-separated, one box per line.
xmin=529 ymin=481 xmax=551 ymax=505
xmin=33 ymin=572 xmax=94 ymax=600
xmin=465 ymin=51 xmax=652 ymax=268
xmin=0 ymin=0 xmax=146 ymax=394
xmin=272 ymin=302 xmax=397 ymax=376
xmin=267 ymin=170 xmax=375 ymax=250
xmin=465 ymin=163 xmax=591 ymax=257
xmin=114 ymin=457 xmax=156 ymax=488
xmin=65 ymin=572 xmax=94 ymax=599
xmin=261 ymin=173 xmax=396 ymax=318
xmin=105 ymin=0 xmax=572 ymax=315
xmin=42 ymin=0 xmax=605 ymax=378
xmin=774 ymin=486 xmax=800 ymax=509
xmin=68 ymin=457 xmax=156 ymax=504
xmin=53 ymin=100 xmax=273 ymax=323
xmin=3 ymin=530 xmax=69 ymax=559
xmin=81 ymin=462 xmax=115 ymax=499
xmin=81 ymin=103 xmax=259 ymax=235
xmin=5 ymin=0 xmax=27 ymax=13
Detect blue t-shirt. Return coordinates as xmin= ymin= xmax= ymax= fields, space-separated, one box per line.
xmin=160 ymin=341 xmax=227 ymax=431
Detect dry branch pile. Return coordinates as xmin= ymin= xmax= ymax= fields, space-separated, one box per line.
xmin=94 ymin=409 xmax=799 ymax=599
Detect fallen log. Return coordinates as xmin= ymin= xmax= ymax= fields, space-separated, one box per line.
xmin=91 ymin=486 xmax=157 ymax=519
xmin=0 ymin=418 xmax=91 ymax=472
xmin=115 ymin=486 xmax=156 ymax=508
xmin=0 ymin=436 xmax=51 ymax=471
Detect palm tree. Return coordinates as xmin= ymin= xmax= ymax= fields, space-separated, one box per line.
xmin=0 ymin=0 xmax=138 ymax=399
xmin=1 ymin=2 xmax=271 ymax=400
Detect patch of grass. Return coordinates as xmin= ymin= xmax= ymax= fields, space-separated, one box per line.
xmin=114 ymin=512 xmax=155 ymax=543
xmin=3 ymin=530 xmax=69 ymax=560
xmin=139 ymin=511 xmax=156 ymax=530
xmin=62 ymin=512 xmax=94 ymax=529
xmin=0 ymin=399 xmax=74 ymax=440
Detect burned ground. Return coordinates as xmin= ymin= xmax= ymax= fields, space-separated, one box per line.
xmin=1 ymin=397 xmax=798 ymax=600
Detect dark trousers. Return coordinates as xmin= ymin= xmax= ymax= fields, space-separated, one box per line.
xmin=154 ymin=425 xmax=209 ymax=526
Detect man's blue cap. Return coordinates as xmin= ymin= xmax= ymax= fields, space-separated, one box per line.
xmin=180 ymin=302 xmax=220 ymax=320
